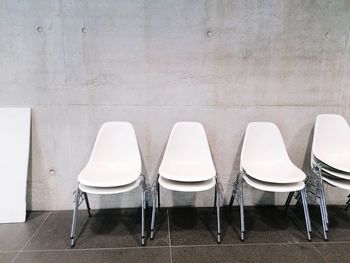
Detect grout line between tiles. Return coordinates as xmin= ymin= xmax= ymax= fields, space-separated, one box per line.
xmin=10 ymin=212 xmax=52 ymax=263
xmin=12 ymin=239 xmax=350 ymax=254
xmin=167 ymin=209 xmax=173 ymax=263
xmin=19 ymin=245 xmax=170 ymax=253
xmin=170 ymin=240 xmax=350 ymax=248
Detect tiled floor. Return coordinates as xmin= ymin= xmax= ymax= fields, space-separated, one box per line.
xmin=1 ymin=205 xmax=350 ymax=263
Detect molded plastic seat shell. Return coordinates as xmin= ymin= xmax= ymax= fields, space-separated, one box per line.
xmin=158 ymin=176 xmax=216 ymax=192
xmin=322 ymin=175 xmax=350 ymax=190
xmin=241 ymin=122 xmax=305 ymax=184
xmin=78 ymin=122 xmax=141 ymax=187
xmin=243 ymin=174 xmax=305 ymax=192
xmin=321 ymin=167 xmax=350 ymax=180
xmin=159 ymin=122 xmax=216 ymax=182
xmin=79 ymin=179 xmax=140 ymax=195
xmin=313 ymin=114 xmax=350 ymax=173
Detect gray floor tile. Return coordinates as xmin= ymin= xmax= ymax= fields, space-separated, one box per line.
xmin=24 ymin=208 xmax=169 ymax=250
xmin=0 ymin=212 xmax=49 ymax=251
xmin=308 ymin=205 xmax=350 ymax=241
xmin=172 ymin=244 xmax=327 ymax=263
xmin=312 ymin=243 xmax=350 ymax=263
xmin=13 ymin=248 xmax=171 ymax=263
xmin=169 ymin=207 xmax=236 ymax=245
xmin=0 ymin=252 xmax=17 ymax=263
xmin=169 ymin=206 xmax=310 ymax=245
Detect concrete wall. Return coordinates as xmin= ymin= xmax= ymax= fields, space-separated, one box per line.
xmin=1 ymin=0 xmax=350 ymax=210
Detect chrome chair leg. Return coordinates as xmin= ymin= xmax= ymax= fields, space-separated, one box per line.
xmin=228 ymin=194 xmax=235 ymax=211
xmin=141 ymin=186 xmax=145 ymax=246
xmin=284 ymin=191 xmax=295 ymax=210
xmin=82 ymin=192 xmax=92 ymax=217
xmin=213 ymin=186 xmax=217 ymax=214
xmin=215 ymin=181 xmax=221 ymax=244
xmin=70 ymin=187 xmax=81 ymax=247
xmin=150 ymin=181 xmax=157 ymax=240
xmin=300 ymin=188 xmax=312 ymax=241
xmin=238 ymin=176 xmax=245 ymax=241
xmin=157 ymin=174 xmax=161 ymax=209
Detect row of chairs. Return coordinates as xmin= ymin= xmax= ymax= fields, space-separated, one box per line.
xmin=69 ymin=114 xmax=350 ymax=247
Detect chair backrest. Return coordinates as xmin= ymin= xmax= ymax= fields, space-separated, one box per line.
xmin=161 ymin=122 xmax=215 ymax=166
xmin=241 ymin=122 xmax=290 ymax=169
xmin=88 ymin=122 xmax=141 ymax=168
xmin=313 ymin=114 xmax=350 ymax=158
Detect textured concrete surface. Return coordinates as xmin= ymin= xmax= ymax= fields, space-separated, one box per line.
xmin=0 ymin=0 xmax=350 ymax=210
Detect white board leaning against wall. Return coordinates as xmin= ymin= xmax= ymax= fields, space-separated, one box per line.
xmin=0 ymin=108 xmax=31 ymax=223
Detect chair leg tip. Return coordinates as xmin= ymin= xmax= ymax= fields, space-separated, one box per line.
xmin=70 ymin=239 xmax=75 ymax=248
xmin=217 ymin=233 xmax=221 ymax=244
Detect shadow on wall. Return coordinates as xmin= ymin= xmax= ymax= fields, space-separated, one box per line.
xmin=224 ymin=137 xmax=244 ymax=206
xmin=301 ymin=126 xmax=314 ymax=174
xmin=26 ymin=117 xmax=33 ymax=213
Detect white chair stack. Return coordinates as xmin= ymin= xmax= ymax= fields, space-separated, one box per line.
xmin=70 ymin=122 xmax=147 ymax=247
xmin=150 ymin=122 xmax=221 ymax=243
xmin=309 ymin=114 xmax=350 ymax=240
xmin=229 ymin=122 xmax=312 ymax=241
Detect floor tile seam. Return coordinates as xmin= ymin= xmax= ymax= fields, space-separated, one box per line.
xmin=167 ymin=209 xmax=173 ymax=263
xmin=170 ymin=240 xmax=350 ymax=248
xmin=10 ymin=212 xmax=52 ymax=263
xmin=20 ymin=212 xmax=52 ymax=251
xmin=17 ymin=245 xmax=171 ymax=253
xmin=310 ymin=244 xmax=331 ymax=263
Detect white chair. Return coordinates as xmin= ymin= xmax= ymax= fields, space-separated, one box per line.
xmin=70 ymin=122 xmax=147 ymax=247
xmin=230 ymin=122 xmax=311 ymax=241
xmin=313 ymin=114 xmax=350 ymax=173
xmin=150 ymin=122 xmax=221 ymax=243
xmin=307 ymin=114 xmax=350 ymax=240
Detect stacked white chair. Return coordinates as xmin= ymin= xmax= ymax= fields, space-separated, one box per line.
xmin=306 ymin=114 xmax=350 ymax=240
xmin=150 ymin=122 xmax=221 ymax=243
xmin=70 ymin=122 xmax=147 ymax=247
xmin=229 ymin=122 xmax=312 ymax=241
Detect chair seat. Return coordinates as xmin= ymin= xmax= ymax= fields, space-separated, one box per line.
xmin=159 ymin=161 xmax=216 ymax=182
xmin=78 ymin=163 xmax=141 ymax=187
xmin=79 ymin=178 xmax=140 ymax=194
xmin=321 ymin=167 xmax=350 ymax=180
xmin=316 ymin=154 xmax=350 ymax=174
xmin=322 ymin=175 xmax=350 ymax=190
xmin=242 ymin=162 xmax=305 ymax=184
xmin=158 ymin=176 xmax=216 ymax=192
xmin=243 ymin=174 xmax=305 ymax=192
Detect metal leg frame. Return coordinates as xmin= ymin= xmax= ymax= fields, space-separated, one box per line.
xmin=150 ymin=177 xmax=158 ymax=240
xmin=300 ymin=187 xmax=312 ymax=241
xmin=150 ymin=175 xmax=221 ymax=244
xmin=306 ymin=165 xmax=328 ymax=240
xmin=238 ymin=174 xmax=245 ymax=241
xmin=157 ymin=174 xmax=161 ymax=209
xmin=140 ymin=175 xmax=146 ymax=246
xmin=215 ymin=175 xmax=221 ymax=244
xmin=284 ymin=191 xmax=295 ymax=210
xmin=70 ymin=186 xmax=91 ymax=247
xmin=230 ymin=172 xmax=245 ymax=240
xmin=83 ymin=192 xmax=92 ymax=217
